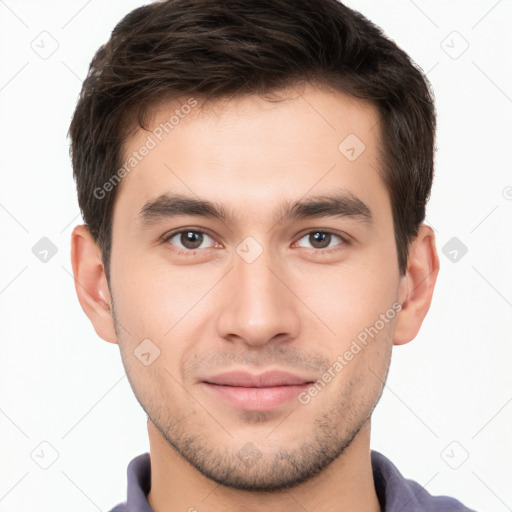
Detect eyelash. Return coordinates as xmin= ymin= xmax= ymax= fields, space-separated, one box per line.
xmin=161 ymin=228 xmax=350 ymax=255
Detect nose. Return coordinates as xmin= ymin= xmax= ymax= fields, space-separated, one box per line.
xmin=215 ymin=247 xmax=301 ymax=347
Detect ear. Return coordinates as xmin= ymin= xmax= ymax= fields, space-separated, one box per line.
xmin=70 ymin=224 xmax=118 ymax=344
xmin=393 ymin=224 xmax=440 ymax=346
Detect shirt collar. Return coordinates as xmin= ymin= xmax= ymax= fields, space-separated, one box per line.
xmin=124 ymin=452 xmax=153 ymax=512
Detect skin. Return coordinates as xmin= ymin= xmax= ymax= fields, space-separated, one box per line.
xmin=71 ymin=83 xmax=439 ymax=512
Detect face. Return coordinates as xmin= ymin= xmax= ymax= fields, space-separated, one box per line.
xmin=108 ymin=84 xmax=402 ymax=491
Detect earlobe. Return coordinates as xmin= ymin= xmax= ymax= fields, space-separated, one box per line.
xmin=393 ymin=224 xmax=440 ymax=346
xmin=70 ymin=224 xmax=118 ymax=344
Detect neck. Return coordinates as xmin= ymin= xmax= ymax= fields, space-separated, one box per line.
xmin=146 ymin=418 xmax=381 ymax=512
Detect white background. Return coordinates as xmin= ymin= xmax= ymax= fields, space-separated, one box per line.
xmin=0 ymin=1 xmax=511 ymax=511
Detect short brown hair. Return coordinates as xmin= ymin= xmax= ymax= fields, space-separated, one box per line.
xmin=68 ymin=0 xmax=436 ymax=282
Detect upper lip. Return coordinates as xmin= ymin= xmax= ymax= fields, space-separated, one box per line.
xmin=202 ymin=370 xmax=315 ymax=388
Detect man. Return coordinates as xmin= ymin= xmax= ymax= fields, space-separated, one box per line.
xmin=68 ymin=0 xmax=477 ymax=510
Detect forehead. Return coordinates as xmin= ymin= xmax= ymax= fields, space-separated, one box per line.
xmin=112 ymin=84 xmax=386 ymax=228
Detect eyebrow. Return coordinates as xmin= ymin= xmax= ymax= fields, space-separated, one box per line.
xmin=137 ymin=190 xmax=373 ymax=228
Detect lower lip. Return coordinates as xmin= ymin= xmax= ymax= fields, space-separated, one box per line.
xmin=202 ymin=383 xmax=311 ymax=411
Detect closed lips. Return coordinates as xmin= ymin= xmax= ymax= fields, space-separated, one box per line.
xmin=202 ymin=371 xmax=315 ymax=388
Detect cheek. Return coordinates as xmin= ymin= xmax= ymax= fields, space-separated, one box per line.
xmin=111 ymin=257 xmax=213 ymax=386
xmin=111 ymin=253 xmax=195 ymax=337
xmin=329 ymin=318 xmax=394 ymax=406
xmin=299 ymin=261 xmax=399 ymax=346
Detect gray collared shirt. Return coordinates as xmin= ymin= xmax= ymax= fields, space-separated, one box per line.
xmin=109 ymin=450 xmax=478 ymax=511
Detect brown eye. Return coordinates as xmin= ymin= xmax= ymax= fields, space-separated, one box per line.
xmin=310 ymin=232 xmax=331 ymax=249
xmin=164 ymin=230 xmax=215 ymax=251
xmin=296 ymin=231 xmax=345 ymax=251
